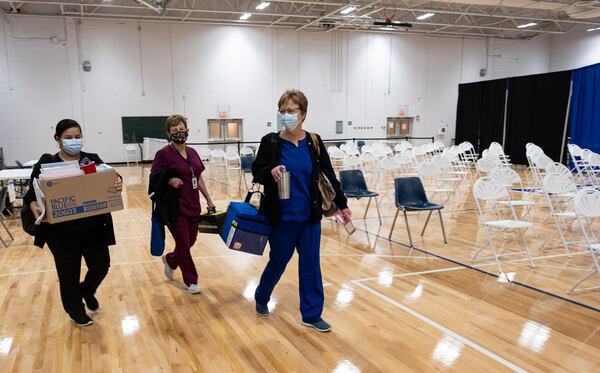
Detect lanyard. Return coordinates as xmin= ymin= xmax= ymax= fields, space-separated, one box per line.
xmin=171 ymin=144 xmax=195 ymax=179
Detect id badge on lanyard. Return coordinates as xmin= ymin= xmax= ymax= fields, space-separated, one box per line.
xmin=192 ymin=174 xmax=198 ymax=189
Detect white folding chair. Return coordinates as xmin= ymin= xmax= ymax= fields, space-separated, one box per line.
xmin=472 ymin=177 xmax=536 ymax=274
xmin=240 ymin=146 xmax=255 ymax=157
xmin=126 ymin=145 xmax=139 ymax=167
xmin=568 ymin=144 xmax=589 ymax=184
xmin=541 ymin=172 xmax=585 ymax=255
xmin=475 ymin=156 xmax=500 ymax=178
xmin=210 ymin=149 xmax=227 ymax=183
xmin=225 ymin=151 xmax=242 ymax=188
xmin=417 ymin=162 xmax=454 ymax=213
xmin=489 ymin=167 xmax=536 ymax=233
xmin=225 ymin=145 xmax=239 ymax=155
xmin=395 ymin=150 xmax=417 ymax=176
xmin=568 ymin=189 xmax=600 ymax=294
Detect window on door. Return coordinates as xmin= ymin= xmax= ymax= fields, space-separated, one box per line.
xmin=227 ymin=122 xmax=240 ymax=139
xmin=209 ymin=120 xmax=222 ymax=140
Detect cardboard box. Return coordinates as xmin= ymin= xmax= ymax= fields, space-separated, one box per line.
xmin=39 ymin=170 xmax=123 ymax=224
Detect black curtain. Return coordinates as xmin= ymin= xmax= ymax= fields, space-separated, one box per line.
xmin=505 ymin=71 xmax=572 ymax=165
xmin=455 ymin=79 xmax=506 ymax=155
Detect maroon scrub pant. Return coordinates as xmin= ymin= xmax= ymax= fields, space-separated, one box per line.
xmin=166 ymin=214 xmax=199 ymax=286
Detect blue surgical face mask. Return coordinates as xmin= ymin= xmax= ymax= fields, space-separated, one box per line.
xmin=277 ymin=112 xmax=299 ymax=132
xmin=62 ymin=138 xmax=84 ymax=156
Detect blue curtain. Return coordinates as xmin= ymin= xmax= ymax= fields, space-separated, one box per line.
xmin=570 ymin=63 xmax=600 ymax=154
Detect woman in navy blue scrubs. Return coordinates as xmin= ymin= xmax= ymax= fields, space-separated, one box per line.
xmin=251 ymin=89 xmax=351 ymax=332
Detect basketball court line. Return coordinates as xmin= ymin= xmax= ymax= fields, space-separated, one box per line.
xmin=350 ymin=224 xmax=600 ymax=313
xmin=351 ymin=280 xmax=527 ymax=373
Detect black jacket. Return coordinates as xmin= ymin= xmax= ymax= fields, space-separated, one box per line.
xmin=148 ymin=168 xmax=180 ymax=226
xmin=251 ymin=132 xmax=347 ymax=224
xmin=23 ymin=152 xmax=117 ymax=249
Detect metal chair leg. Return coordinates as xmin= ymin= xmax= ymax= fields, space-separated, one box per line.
xmin=483 ymin=227 xmax=504 ymax=275
xmin=420 ymin=210 xmax=433 ymax=236
xmin=388 ymin=209 xmax=400 ymax=240
xmin=1 ymin=219 xmax=13 ymax=241
xmin=438 ymin=210 xmax=447 ymax=244
xmin=403 ymin=210 xmax=413 ymax=247
xmin=364 ymin=197 xmax=372 ymax=220
xmin=374 ymin=196 xmax=382 ymax=225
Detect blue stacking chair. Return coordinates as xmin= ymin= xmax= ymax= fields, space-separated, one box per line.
xmin=240 ymin=155 xmax=255 ymax=191
xmin=340 ymin=170 xmax=382 ymax=225
xmin=389 ymin=177 xmax=447 ymax=247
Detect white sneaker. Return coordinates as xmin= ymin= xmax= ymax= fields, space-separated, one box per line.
xmin=187 ymin=284 xmax=202 ymax=294
xmin=162 ymin=255 xmax=174 ymax=280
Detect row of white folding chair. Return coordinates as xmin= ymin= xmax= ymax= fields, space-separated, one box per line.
xmin=569 ymin=188 xmax=600 ymax=294
xmin=525 ymin=143 xmax=545 ymax=186
xmin=457 ymin=141 xmax=478 ymax=165
xmin=417 ymin=161 xmax=456 ymax=215
xmin=394 ymin=141 xmax=413 ymax=153
xmin=569 ymin=144 xmax=600 ymax=186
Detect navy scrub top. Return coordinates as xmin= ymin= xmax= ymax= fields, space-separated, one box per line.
xmin=278 ymin=136 xmax=313 ymax=223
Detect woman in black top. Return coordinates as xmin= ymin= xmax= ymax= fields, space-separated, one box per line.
xmin=23 ymin=119 xmax=122 ymax=327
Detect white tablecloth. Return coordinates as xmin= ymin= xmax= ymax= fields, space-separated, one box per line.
xmin=0 ymin=168 xmax=33 ymax=182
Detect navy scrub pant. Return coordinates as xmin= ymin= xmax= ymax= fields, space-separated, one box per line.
xmin=255 ymin=221 xmax=324 ymax=323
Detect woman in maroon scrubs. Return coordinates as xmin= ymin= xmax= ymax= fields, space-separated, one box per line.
xmin=151 ymin=115 xmax=215 ymax=294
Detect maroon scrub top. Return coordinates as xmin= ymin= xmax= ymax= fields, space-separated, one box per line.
xmin=151 ymin=144 xmax=205 ymax=217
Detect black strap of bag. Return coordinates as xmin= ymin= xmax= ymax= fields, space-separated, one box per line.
xmin=244 ymin=190 xmax=265 ymax=205
xmin=20 ymin=203 xmax=37 ymax=236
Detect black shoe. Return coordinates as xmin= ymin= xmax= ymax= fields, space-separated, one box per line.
xmin=69 ymin=311 xmax=94 ymax=327
xmin=83 ymin=293 xmax=99 ymax=312
xmin=302 ymin=319 xmax=332 ymax=332
xmin=256 ymin=302 xmax=269 ymax=316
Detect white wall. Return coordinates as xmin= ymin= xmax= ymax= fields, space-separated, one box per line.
xmin=0 ymin=14 xmax=553 ymax=164
xmin=549 ymin=26 xmax=600 ymax=71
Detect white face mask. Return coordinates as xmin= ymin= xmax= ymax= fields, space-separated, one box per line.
xmin=62 ymin=138 xmax=84 ymax=156
xmin=277 ymin=112 xmax=300 ymax=132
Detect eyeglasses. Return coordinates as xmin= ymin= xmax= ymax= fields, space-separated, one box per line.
xmin=278 ymin=108 xmax=301 ymax=115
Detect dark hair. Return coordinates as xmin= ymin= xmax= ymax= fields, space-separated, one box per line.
xmin=54 ymin=119 xmax=82 ymax=139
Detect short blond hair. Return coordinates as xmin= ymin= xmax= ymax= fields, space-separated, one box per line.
xmin=278 ymin=89 xmax=308 ymax=115
xmin=165 ymin=114 xmax=187 ymax=132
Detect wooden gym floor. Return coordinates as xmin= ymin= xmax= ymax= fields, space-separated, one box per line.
xmin=0 ymin=165 xmax=598 ymax=372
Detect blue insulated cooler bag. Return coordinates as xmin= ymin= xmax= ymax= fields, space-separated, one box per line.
xmin=220 ymin=191 xmax=272 ymax=255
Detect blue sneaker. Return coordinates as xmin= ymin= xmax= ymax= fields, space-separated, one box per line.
xmin=256 ymin=302 xmax=269 ymax=316
xmin=302 ymin=319 xmax=332 ymax=332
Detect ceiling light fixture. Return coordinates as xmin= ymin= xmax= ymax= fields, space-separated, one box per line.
xmin=416 ymin=13 xmax=434 ymax=20
xmin=256 ymin=2 xmax=270 ymax=10
xmin=135 ymin=0 xmax=161 ymax=13
xmin=517 ymin=22 xmax=538 ymax=29
xmin=587 ymin=26 xmax=600 ymax=31
xmin=240 ymin=13 xmax=252 ymax=20
xmin=340 ymin=6 xmax=357 ymax=15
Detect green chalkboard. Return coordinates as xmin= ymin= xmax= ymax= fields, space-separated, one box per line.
xmin=122 ymin=116 xmax=169 ymax=144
